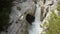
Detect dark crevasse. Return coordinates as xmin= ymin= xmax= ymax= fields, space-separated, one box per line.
xmin=26 ymin=14 xmax=35 ymax=25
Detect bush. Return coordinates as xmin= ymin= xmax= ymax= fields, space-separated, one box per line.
xmin=57 ymin=3 xmax=60 ymax=16
xmin=46 ymin=10 xmax=60 ymax=34
xmin=57 ymin=3 xmax=60 ymax=11
xmin=0 ymin=0 xmax=14 ymax=32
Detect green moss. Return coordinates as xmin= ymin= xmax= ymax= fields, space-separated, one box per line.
xmin=46 ymin=11 xmax=60 ymax=34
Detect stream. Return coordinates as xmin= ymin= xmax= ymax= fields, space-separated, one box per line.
xmin=6 ymin=0 xmax=57 ymax=34
xmin=29 ymin=1 xmax=43 ymax=34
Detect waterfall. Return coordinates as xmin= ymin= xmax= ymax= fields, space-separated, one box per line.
xmin=29 ymin=1 xmax=43 ymax=34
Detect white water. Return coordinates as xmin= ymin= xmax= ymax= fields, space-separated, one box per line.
xmin=29 ymin=2 xmax=43 ymax=34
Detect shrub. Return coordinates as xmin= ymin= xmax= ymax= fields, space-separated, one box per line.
xmin=0 ymin=0 xmax=13 ymax=32
xmin=46 ymin=10 xmax=60 ymax=34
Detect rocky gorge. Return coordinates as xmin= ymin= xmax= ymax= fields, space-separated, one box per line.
xmin=0 ymin=0 xmax=60 ymax=34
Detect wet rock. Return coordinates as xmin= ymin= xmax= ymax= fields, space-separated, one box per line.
xmin=41 ymin=7 xmax=44 ymax=21
xmin=26 ymin=14 xmax=35 ymax=25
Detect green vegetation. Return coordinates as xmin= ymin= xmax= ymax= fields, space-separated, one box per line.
xmin=40 ymin=22 xmax=48 ymax=28
xmin=0 ymin=0 xmax=13 ymax=32
xmin=57 ymin=3 xmax=60 ymax=11
xmin=57 ymin=3 xmax=60 ymax=16
xmin=46 ymin=10 xmax=60 ymax=34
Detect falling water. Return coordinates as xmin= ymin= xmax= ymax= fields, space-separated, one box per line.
xmin=29 ymin=1 xmax=43 ymax=34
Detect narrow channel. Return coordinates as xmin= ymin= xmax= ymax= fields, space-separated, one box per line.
xmin=29 ymin=1 xmax=43 ymax=34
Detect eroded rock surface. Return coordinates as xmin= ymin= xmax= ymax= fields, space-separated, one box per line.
xmin=6 ymin=0 xmax=36 ymax=34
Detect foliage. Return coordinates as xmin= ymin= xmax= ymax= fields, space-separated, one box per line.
xmin=46 ymin=10 xmax=60 ymax=34
xmin=40 ymin=22 xmax=48 ymax=28
xmin=0 ymin=0 xmax=14 ymax=32
xmin=57 ymin=3 xmax=60 ymax=16
xmin=57 ymin=3 xmax=60 ymax=11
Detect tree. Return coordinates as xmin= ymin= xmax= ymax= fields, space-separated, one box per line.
xmin=0 ymin=0 xmax=14 ymax=32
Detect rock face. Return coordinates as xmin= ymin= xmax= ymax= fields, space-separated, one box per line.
xmin=5 ymin=0 xmax=36 ymax=34
xmin=26 ymin=14 xmax=35 ymax=25
xmin=15 ymin=0 xmax=27 ymax=3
